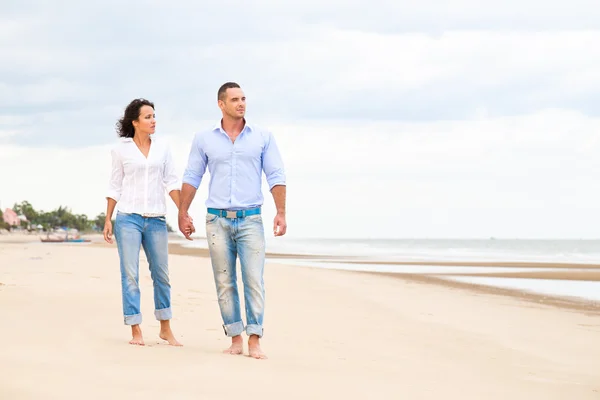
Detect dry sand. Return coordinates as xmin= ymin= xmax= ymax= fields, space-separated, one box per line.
xmin=0 ymin=234 xmax=599 ymax=399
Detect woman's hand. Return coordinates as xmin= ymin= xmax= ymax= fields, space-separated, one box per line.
xmin=178 ymin=212 xmax=195 ymax=240
xmin=103 ymin=220 xmax=113 ymax=244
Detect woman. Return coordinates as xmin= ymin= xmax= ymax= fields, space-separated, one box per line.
xmin=103 ymin=98 xmax=182 ymax=346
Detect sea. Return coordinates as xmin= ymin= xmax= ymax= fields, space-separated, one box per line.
xmin=174 ymin=237 xmax=600 ymax=304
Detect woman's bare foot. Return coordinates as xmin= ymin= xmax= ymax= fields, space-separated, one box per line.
xmin=159 ymin=320 xmax=182 ymax=346
xmin=223 ymin=335 xmax=243 ymax=355
xmin=248 ymin=335 xmax=267 ymax=359
xmin=129 ymin=325 xmax=145 ymax=346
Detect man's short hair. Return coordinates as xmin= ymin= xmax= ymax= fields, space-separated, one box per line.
xmin=218 ymin=82 xmax=241 ymax=101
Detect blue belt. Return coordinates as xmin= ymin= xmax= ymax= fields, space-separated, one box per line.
xmin=207 ymin=207 xmax=261 ymax=219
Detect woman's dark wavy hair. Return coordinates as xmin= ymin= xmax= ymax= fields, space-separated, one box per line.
xmin=116 ymin=98 xmax=155 ymax=138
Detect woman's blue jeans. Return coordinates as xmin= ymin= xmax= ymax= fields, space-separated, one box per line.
xmin=114 ymin=212 xmax=172 ymax=325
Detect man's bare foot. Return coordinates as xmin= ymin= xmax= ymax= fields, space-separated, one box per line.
xmin=223 ymin=335 xmax=243 ymax=355
xmin=159 ymin=320 xmax=182 ymax=346
xmin=248 ymin=335 xmax=267 ymax=359
xmin=129 ymin=325 xmax=145 ymax=346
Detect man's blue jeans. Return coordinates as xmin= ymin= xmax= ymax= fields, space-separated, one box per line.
xmin=114 ymin=212 xmax=172 ymax=325
xmin=205 ymin=212 xmax=266 ymax=338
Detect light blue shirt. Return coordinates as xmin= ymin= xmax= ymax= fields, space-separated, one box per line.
xmin=182 ymin=122 xmax=286 ymax=210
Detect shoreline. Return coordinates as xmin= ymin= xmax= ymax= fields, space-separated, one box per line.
xmin=9 ymin=234 xmax=600 ymax=315
xmin=370 ymin=272 xmax=600 ymax=316
xmin=165 ymin=242 xmax=600 ymax=316
xmin=84 ymin=239 xmax=600 ymax=315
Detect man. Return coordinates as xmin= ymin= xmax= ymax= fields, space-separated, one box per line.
xmin=178 ymin=82 xmax=287 ymax=360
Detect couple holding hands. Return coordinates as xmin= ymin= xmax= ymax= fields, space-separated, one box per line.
xmin=103 ymin=82 xmax=286 ymax=359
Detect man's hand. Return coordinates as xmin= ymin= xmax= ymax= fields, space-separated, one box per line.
xmin=273 ymin=213 xmax=287 ymax=237
xmin=103 ymin=220 xmax=113 ymax=244
xmin=178 ymin=212 xmax=195 ymax=240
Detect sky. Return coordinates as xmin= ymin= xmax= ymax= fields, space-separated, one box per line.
xmin=1 ymin=0 xmax=600 ymax=239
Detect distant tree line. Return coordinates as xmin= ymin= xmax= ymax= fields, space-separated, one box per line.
xmin=0 ymin=209 xmax=8 ymax=231
xmin=1 ymin=201 xmax=174 ymax=233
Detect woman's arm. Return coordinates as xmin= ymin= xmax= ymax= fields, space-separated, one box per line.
xmin=163 ymin=144 xmax=182 ymax=210
xmin=104 ymin=147 xmax=123 ymax=244
xmin=103 ymin=198 xmax=117 ymax=243
xmin=168 ymin=190 xmax=181 ymax=211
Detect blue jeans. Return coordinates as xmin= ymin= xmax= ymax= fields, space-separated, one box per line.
xmin=114 ymin=212 xmax=172 ymax=325
xmin=205 ymin=212 xmax=266 ymax=338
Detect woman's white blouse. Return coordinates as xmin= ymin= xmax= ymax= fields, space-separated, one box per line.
xmin=107 ymin=137 xmax=180 ymax=216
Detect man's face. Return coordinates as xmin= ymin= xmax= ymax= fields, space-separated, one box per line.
xmin=219 ymin=87 xmax=246 ymax=119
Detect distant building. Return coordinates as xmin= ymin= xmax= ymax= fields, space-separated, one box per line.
xmin=3 ymin=208 xmax=22 ymax=227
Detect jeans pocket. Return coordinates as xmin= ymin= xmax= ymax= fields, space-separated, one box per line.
xmin=206 ymin=214 xmax=219 ymax=224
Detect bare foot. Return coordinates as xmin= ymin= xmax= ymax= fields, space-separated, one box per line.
xmin=248 ymin=335 xmax=267 ymax=359
xmin=223 ymin=335 xmax=243 ymax=355
xmin=159 ymin=321 xmax=182 ymax=346
xmin=129 ymin=325 xmax=145 ymax=346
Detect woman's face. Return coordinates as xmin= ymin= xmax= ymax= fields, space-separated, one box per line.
xmin=132 ymin=105 xmax=156 ymax=136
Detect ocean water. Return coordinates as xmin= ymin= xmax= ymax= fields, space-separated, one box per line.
xmin=179 ymin=236 xmax=600 ymax=264
xmin=176 ymin=236 xmax=600 ymax=303
xmin=443 ymin=276 xmax=600 ymax=303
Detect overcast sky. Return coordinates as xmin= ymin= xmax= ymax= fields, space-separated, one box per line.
xmin=1 ymin=0 xmax=600 ymax=239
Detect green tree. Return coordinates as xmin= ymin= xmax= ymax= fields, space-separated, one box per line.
xmin=94 ymin=213 xmax=115 ymax=231
xmin=2 ymin=201 xmax=173 ymax=233
xmin=12 ymin=201 xmax=38 ymax=222
xmin=94 ymin=213 xmax=107 ymax=230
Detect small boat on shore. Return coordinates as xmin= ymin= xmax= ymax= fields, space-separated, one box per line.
xmin=40 ymin=228 xmax=91 ymax=243
xmin=40 ymin=237 xmax=91 ymax=243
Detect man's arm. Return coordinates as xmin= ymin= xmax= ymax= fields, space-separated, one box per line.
xmin=271 ymin=185 xmax=286 ymax=215
xmin=178 ymin=133 xmax=207 ymax=239
xmin=270 ymin=185 xmax=287 ymax=236
xmin=179 ymin=183 xmax=197 ymax=216
xmin=178 ymin=183 xmax=197 ymax=240
xmin=262 ymin=131 xmax=287 ymax=236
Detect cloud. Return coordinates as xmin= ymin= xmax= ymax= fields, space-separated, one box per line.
xmin=2 ymin=109 xmax=600 ymax=238
xmin=1 ymin=1 xmax=600 ymax=147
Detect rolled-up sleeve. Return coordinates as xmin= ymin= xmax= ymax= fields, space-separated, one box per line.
xmin=262 ymin=131 xmax=286 ymax=190
xmin=106 ymin=147 xmax=123 ymax=201
xmin=182 ymin=133 xmax=207 ymax=189
xmin=163 ymin=144 xmax=181 ymax=193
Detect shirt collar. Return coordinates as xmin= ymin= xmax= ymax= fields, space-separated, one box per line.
xmin=120 ymin=135 xmax=155 ymax=143
xmin=213 ymin=119 xmax=252 ymax=134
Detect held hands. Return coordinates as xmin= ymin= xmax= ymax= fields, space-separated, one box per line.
xmin=178 ymin=212 xmax=195 ymax=240
xmin=273 ymin=212 xmax=287 ymax=237
xmin=103 ymin=220 xmax=113 ymax=244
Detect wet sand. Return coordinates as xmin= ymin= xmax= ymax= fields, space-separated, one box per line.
xmin=162 ymin=241 xmax=600 ymax=313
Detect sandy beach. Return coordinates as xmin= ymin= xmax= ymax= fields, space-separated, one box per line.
xmin=0 ymin=233 xmax=599 ymax=399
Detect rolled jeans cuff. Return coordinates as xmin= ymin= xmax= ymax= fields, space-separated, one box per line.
xmin=246 ymin=324 xmax=263 ymax=338
xmin=222 ymin=321 xmax=244 ymax=337
xmin=155 ymin=307 xmax=172 ymax=321
xmin=124 ymin=313 xmax=142 ymax=325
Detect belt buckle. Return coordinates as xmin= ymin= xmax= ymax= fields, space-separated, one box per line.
xmin=226 ymin=210 xmax=237 ymax=219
